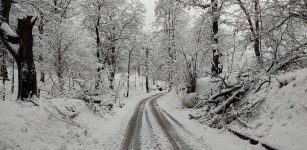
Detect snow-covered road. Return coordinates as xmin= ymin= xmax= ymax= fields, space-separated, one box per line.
xmin=120 ymin=93 xmax=211 ymax=150
xmin=100 ymin=92 xmax=264 ymax=150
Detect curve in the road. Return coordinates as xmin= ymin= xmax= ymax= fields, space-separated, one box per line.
xmin=120 ymin=93 xmax=165 ymax=150
xmin=148 ymin=97 xmax=192 ymax=150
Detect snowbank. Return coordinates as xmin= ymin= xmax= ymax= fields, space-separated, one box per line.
xmin=157 ymin=92 xmax=263 ymax=150
xmin=0 ymin=91 xmax=161 ymax=150
xmin=0 ymin=100 xmax=85 ymax=150
xmin=230 ymin=68 xmax=307 ymax=150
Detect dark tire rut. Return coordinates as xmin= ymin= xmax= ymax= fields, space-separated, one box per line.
xmin=120 ymin=93 xmax=165 ymax=150
xmin=121 ymin=93 xmax=196 ymax=150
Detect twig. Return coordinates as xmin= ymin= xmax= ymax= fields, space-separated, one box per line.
xmin=253 ymin=80 xmax=269 ymax=94
xmin=236 ymin=118 xmax=253 ymax=129
xmin=44 ymin=107 xmax=81 ymax=128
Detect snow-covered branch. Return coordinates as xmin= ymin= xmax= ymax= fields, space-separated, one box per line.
xmin=0 ymin=22 xmax=19 ymax=58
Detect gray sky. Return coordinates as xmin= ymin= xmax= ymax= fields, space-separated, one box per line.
xmin=140 ymin=0 xmax=157 ymax=30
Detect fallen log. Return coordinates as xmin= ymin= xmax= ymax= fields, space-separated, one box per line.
xmin=194 ymin=85 xmax=242 ymax=109
xmin=82 ymin=96 xmax=102 ymax=104
xmin=211 ymin=86 xmax=247 ymax=114
xmin=208 ymin=85 xmax=242 ymax=101
xmin=254 ymin=80 xmax=269 ymax=94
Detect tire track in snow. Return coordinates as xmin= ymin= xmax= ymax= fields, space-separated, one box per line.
xmin=120 ymin=93 xmax=165 ymax=150
xmin=160 ymin=109 xmax=193 ymax=135
xmin=148 ymin=98 xmax=192 ymax=150
xmin=160 ymin=109 xmax=212 ymax=150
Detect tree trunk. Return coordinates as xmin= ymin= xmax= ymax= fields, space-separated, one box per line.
xmin=145 ymin=48 xmax=149 ymax=93
xmin=211 ymin=0 xmax=222 ymax=76
xmin=11 ymin=61 xmax=14 ymax=93
xmin=38 ymin=54 xmax=45 ymax=82
xmin=187 ymin=73 xmax=197 ymax=93
xmin=0 ymin=0 xmax=38 ymax=100
xmin=237 ymin=0 xmax=261 ymax=63
xmin=137 ymin=65 xmax=141 ymax=76
xmin=109 ymin=46 xmax=116 ymax=89
xmin=16 ymin=16 xmax=38 ymax=100
xmin=126 ymin=51 xmax=132 ymax=97
xmin=56 ymin=45 xmax=63 ymax=90
xmin=254 ymin=0 xmax=261 ymax=63
xmin=1 ymin=47 xmax=8 ymax=80
xmin=2 ymin=47 xmax=5 ymax=101
xmin=0 ymin=0 xmax=10 ymax=80
xmin=95 ymin=17 xmax=102 ymax=90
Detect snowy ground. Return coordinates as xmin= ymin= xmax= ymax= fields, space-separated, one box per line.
xmin=0 ymin=90 xmax=263 ymax=150
xmin=229 ymin=68 xmax=307 ymax=150
xmin=195 ymin=68 xmax=307 ymax=150
xmin=1 ymin=69 xmax=306 ymax=150
xmin=157 ymin=92 xmax=267 ymax=150
xmin=0 ymin=91 xmax=160 ymax=150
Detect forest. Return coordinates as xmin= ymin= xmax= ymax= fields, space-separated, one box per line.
xmin=0 ymin=0 xmax=307 ymax=150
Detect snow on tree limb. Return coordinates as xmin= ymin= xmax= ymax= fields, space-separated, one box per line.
xmin=175 ymin=0 xmax=211 ymax=10
xmin=0 ymin=22 xmax=19 ymax=58
xmin=1 ymin=22 xmax=17 ymax=37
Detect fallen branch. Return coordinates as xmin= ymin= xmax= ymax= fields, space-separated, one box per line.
xmin=83 ymin=96 xmax=101 ymax=104
xmin=21 ymin=91 xmax=39 ymax=106
xmin=44 ymin=107 xmax=81 ymax=128
xmin=253 ymin=80 xmax=269 ymax=94
xmin=236 ymin=118 xmax=253 ymax=129
xmin=194 ymin=85 xmax=242 ymax=109
xmin=209 ymin=85 xmax=242 ymax=101
xmin=211 ymin=85 xmax=247 ymax=114
xmin=205 ymin=71 xmax=232 ymax=88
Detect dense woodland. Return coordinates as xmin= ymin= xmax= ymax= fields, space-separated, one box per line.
xmin=0 ymin=0 xmax=307 ymax=127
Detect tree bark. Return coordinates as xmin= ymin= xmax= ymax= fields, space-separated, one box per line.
xmin=11 ymin=61 xmax=14 ymax=93
xmin=126 ymin=50 xmax=132 ymax=97
xmin=187 ymin=71 xmax=197 ymax=93
xmin=39 ymin=55 xmax=45 ymax=82
xmin=95 ymin=16 xmax=102 ymax=90
xmin=210 ymin=0 xmax=222 ymax=76
xmin=0 ymin=0 xmax=11 ymax=81
xmin=16 ymin=16 xmax=38 ymax=99
xmin=145 ymin=48 xmax=149 ymax=93
xmin=109 ymin=46 xmax=116 ymax=89
xmin=254 ymin=0 xmax=261 ymax=63
xmin=0 ymin=0 xmax=38 ymax=100
xmin=237 ymin=0 xmax=261 ymax=63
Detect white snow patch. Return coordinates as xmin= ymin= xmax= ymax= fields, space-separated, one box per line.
xmin=230 ymin=68 xmax=307 ymax=150
xmin=9 ymin=43 xmax=19 ymax=51
xmin=157 ymin=92 xmax=258 ymax=150
xmin=1 ymin=22 xmax=18 ymax=37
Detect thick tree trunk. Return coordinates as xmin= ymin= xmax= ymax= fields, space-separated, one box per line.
xmin=187 ymin=73 xmax=196 ymax=93
xmin=1 ymin=0 xmax=38 ymax=100
xmin=211 ymin=0 xmax=222 ymax=76
xmin=16 ymin=16 xmax=37 ymax=100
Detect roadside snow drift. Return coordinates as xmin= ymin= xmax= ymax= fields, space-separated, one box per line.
xmin=230 ymin=68 xmax=307 ymax=150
